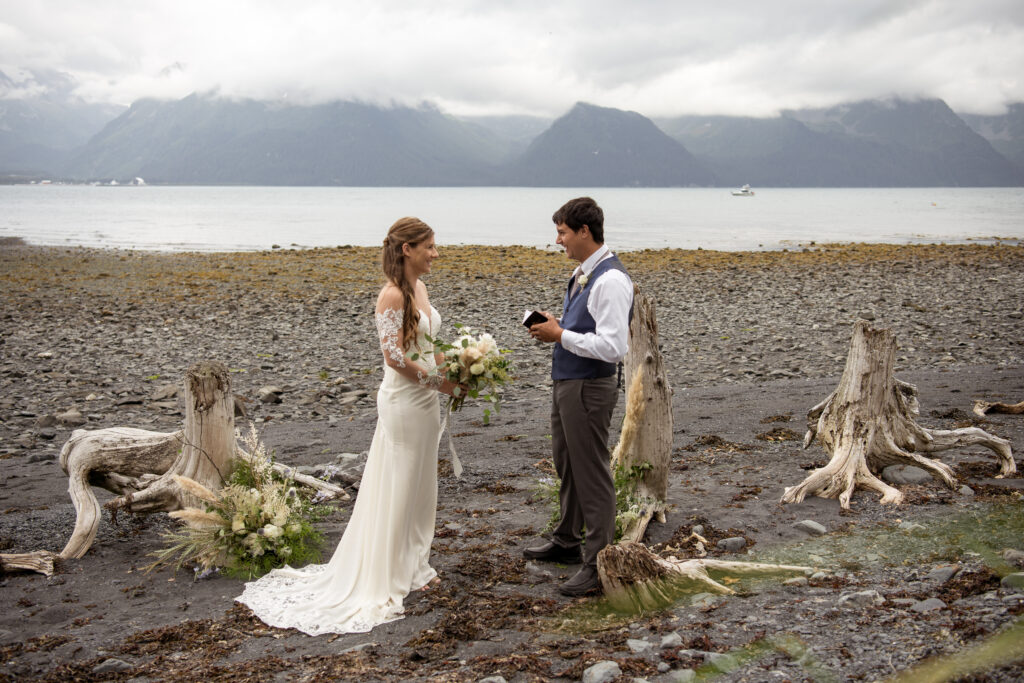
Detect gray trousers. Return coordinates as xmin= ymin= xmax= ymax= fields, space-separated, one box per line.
xmin=550 ymin=375 xmax=618 ymax=567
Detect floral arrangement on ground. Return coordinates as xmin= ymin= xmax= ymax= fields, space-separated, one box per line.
xmin=534 ymin=460 xmax=657 ymax=543
xmin=148 ymin=425 xmax=334 ymax=579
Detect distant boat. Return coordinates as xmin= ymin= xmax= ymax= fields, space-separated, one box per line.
xmin=731 ymin=184 xmax=755 ymax=196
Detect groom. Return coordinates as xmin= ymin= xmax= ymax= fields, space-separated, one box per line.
xmin=525 ymin=197 xmax=633 ymax=596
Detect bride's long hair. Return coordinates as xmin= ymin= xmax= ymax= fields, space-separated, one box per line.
xmin=382 ymin=217 xmax=434 ymax=352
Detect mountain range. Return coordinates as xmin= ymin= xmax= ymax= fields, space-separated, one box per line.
xmin=2 ymin=70 xmax=1022 ymax=187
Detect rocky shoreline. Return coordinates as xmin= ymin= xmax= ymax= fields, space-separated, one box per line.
xmin=1 ymin=240 xmax=1023 ymax=682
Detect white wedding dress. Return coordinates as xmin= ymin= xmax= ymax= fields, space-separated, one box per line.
xmin=236 ymin=306 xmax=443 ymax=635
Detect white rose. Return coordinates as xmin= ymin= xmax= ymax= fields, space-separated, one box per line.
xmin=478 ymin=334 xmax=496 ymax=354
xmin=470 ymin=362 xmax=485 ymax=375
xmin=262 ymin=523 xmax=283 ymax=539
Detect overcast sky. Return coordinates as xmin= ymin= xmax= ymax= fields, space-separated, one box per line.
xmin=2 ymin=0 xmax=1023 ymax=118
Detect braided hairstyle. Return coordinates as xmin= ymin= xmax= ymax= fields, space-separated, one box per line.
xmin=382 ymin=217 xmax=434 ymax=351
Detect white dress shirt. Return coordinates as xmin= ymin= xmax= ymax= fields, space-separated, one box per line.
xmin=559 ymin=245 xmax=633 ymax=364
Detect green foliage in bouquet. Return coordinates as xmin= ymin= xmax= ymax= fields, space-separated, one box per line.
xmin=534 ymin=460 xmax=655 ymax=543
xmin=415 ymin=323 xmax=513 ymax=424
xmin=148 ymin=425 xmax=333 ymax=580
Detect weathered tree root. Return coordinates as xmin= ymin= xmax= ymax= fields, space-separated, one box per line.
xmin=59 ymin=361 xmax=351 ymax=560
xmin=60 ymin=427 xmax=184 ymax=559
xmin=974 ymin=399 xmax=1024 ymax=417
xmin=782 ymin=322 xmax=1015 ymax=511
xmin=597 ymin=542 xmax=814 ymax=612
xmin=1 ymin=551 xmax=59 ymax=576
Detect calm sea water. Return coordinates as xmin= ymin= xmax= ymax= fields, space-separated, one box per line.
xmin=1 ymin=185 xmax=1021 ymax=252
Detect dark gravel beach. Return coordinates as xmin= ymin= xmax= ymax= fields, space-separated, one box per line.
xmin=1 ymin=239 xmax=1023 ymax=682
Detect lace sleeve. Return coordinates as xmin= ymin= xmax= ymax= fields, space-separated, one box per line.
xmin=417 ymin=369 xmax=443 ymax=390
xmin=375 ymin=308 xmax=406 ymax=368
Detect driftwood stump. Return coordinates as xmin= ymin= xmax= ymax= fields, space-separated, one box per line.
xmin=611 ymin=289 xmax=673 ymax=543
xmin=59 ymin=361 xmax=235 ymax=558
xmin=782 ymin=321 xmax=1015 ymax=510
xmin=597 ymin=542 xmax=814 ymax=612
xmin=59 ymin=361 xmax=350 ymax=560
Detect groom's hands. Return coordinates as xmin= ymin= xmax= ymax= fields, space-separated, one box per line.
xmin=529 ymin=311 xmax=563 ymax=344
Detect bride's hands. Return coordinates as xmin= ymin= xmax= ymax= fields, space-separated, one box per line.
xmin=439 ymin=379 xmax=470 ymax=397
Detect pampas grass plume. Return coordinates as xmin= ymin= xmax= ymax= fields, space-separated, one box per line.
xmin=173 ymin=474 xmax=219 ymax=504
xmin=169 ymin=508 xmax=225 ymax=529
xmin=611 ymin=371 xmax=645 ymax=466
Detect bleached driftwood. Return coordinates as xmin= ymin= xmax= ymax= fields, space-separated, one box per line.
xmin=0 ymin=551 xmax=58 ymax=576
xmin=611 ymin=290 xmax=673 ymax=543
xmin=62 ymin=362 xmax=239 ymax=559
xmin=973 ymin=399 xmax=1024 ymax=417
xmin=236 ymin=450 xmax=350 ymax=500
xmin=60 ymin=427 xmax=185 ymax=559
xmin=597 ymin=542 xmax=814 ymax=611
xmin=59 ymin=361 xmax=349 ymax=560
xmin=781 ymin=321 xmax=1015 ymax=511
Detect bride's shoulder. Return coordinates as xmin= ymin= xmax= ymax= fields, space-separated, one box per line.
xmin=376 ymin=283 xmax=404 ymax=313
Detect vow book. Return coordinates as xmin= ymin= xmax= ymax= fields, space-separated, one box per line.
xmin=522 ymin=310 xmax=546 ymax=327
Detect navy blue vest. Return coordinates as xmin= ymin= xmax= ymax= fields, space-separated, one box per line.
xmin=552 ymin=254 xmax=631 ymax=381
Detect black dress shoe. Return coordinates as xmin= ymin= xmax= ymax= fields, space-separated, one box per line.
xmin=559 ymin=566 xmax=601 ymax=597
xmin=522 ymin=540 xmax=582 ymax=563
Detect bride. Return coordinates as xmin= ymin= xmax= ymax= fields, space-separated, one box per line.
xmin=236 ymin=217 xmax=459 ymax=635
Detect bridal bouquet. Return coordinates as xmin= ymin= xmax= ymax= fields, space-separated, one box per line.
xmin=419 ymin=324 xmax=513 ymax=424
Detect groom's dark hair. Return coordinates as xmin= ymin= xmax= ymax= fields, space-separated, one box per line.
xmin=553 ymin=197 xmax=604 ymax=244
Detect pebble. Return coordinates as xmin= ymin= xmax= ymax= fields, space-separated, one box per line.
xmin=667 ymin=671 xmax=695 ymax=682
xmin=92 ymin=658 xmax=133 ymax=674
xmin=258 ymin=386 xmax=284 ymax=403
xmin=627 ymin=638 xmax=652 ymax=653
xmin=1002 ymin=549 xmax=1024 ymax=568
xmin=478 ymin=678 xmax=507 ymax=683
xmin=339 ymin=642 xmax=376 ymax=654
xmin=690 ymin=593 xmax=723 ymax=608
xmin=582 ymin=660 xmax=621 ymax=683
xmin=1000 ymin=573 xmax=1024 ymax=591
xmin=151 ymin=384 xmax=179 ymax=400
xmin=924 ymin=566 xmax=959 ymax=583
xmin=911 ymin=598 xmax=947 ymax=613
xmin=881 ymin=465 xmax=933 ymax=485
xmin=793 ymin=520 xmax=827 ymax=536
xmin=660 ymin=632 xmax=683 ymax=649
xmin=34 ymin=415 xmax=57 ymax=428
xmin=716 ymin=536 xmax=747 ymax=552
xmin=837 ymin=590 xmax=884 ymax=608
xmin=525 ymin=562 xmax=553 ymax=583
xmin=705 ymin=652 xmax=740 ymax=673
xmin=57 ymin=409 xmax=86 ymax=427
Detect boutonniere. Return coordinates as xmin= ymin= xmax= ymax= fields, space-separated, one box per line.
xmin=577 ymin=272 xmax=590 ymax=289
